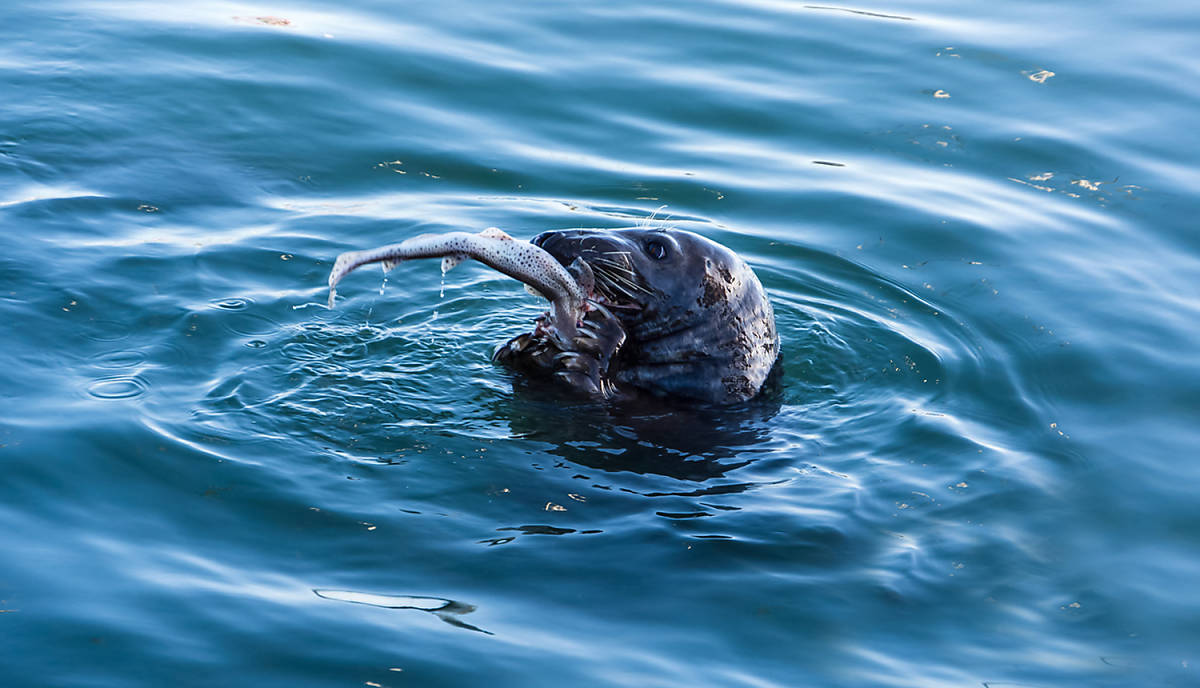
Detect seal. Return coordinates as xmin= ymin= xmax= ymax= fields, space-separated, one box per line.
xmin=493 ymin=227 xmax=779 ymax=404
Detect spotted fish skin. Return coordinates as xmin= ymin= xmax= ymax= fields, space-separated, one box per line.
xmin=327 ymin=227 xmax=585 ymax=341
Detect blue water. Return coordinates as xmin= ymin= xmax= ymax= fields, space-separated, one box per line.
xmin=3 ymin=1 xmax=1199 ymax=685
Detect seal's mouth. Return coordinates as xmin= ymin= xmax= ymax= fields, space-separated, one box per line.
xmin=532 ymin=233 xmax=648 ymax=315
xmin=529 ymin=253 xmax=644 ymax=340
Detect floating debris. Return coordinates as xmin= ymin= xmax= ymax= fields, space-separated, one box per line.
xmin=233 ymin=15 xmax=292 ymax=27
xmin=314 ymin=590 xmax=491 ymax=634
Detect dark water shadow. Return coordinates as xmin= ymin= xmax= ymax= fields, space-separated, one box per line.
xmin=492 ymin=368 xmax=785 ymax=483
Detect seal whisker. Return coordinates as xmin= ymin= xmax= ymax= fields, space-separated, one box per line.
xmin=589 ymin=257 xmax=631 ymax=272
xmin=590 ymin=272 xmax=638 ymax=301
xmin=593 ymin=263 xmax=639 ymax=281
xmin=592 ymin=265 xmax=651 ymax=297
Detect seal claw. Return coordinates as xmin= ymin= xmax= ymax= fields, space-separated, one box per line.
xmin=585 ymin=299 xmax=616 ymax=322
xmin=554 ymin=370 xmax=601 ymax=396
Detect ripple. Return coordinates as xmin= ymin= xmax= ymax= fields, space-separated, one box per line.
xmin=656 ymin=511 xmax=713 ymax=519
xmin=222 ymin=313 xmax=280 ymax=336
xmin=281 ymin=341 xmax=326 ymax=361
xmin=209 ymin=297 xmax=252 ymax=311
xmin=86 ymin=375 xmax=148 ymax=400
xmin=90 ymin=350 xmax=147 ymax=368
xmin=82 ymin=320 xmax=132 ymax=342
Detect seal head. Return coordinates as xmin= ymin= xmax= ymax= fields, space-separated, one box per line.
xmin=494 ymin=227 xmax=779 ymax=404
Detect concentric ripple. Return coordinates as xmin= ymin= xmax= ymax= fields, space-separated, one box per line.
xmin=90 ymin=350 xmax=148 ymax=369
xmin=209 ymin=296 xmax=252 ymax=311
xmin=86 ymin=375 xmax=148 ymax=400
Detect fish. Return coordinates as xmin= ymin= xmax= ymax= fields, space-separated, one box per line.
xmin=327 ymin=227 xmax=589 ymax=341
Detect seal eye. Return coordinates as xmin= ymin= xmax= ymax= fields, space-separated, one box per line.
xmin=644 ymin=240 xmax=668 ymax=260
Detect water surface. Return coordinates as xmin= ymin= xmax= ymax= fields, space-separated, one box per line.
xmin=2 ymin=1 xmax=1199 ymax=686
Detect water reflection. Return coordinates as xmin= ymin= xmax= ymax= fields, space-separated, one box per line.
xmin=313 ymin=589 xmax=492 ymax=635
xmin=495 ymin=373 xmax=784 ymax=482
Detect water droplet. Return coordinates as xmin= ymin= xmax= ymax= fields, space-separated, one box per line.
xmin=246 ymin=339 xmax=267 ymax=348
xmin=87 ymin=376 xmax=148 ymax=400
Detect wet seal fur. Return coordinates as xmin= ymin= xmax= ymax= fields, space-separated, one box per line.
xmin=493 ymin=227 xmax=779 ymax=404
